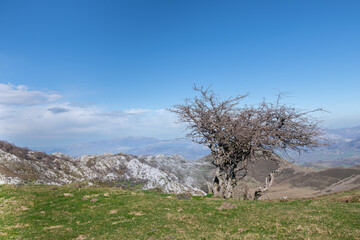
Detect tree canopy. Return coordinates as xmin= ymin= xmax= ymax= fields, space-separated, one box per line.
xmin=170 ymin=86 xmax=324 ymax=199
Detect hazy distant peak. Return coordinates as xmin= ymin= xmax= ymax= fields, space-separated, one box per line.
xmin=34 ymin=137 xmax=210 ymax=160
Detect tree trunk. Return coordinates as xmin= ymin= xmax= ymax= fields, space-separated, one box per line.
xmin=213 ymin=166 xmax=236 ymax=198
xmin=254 ymin=172 xmax=274 ymax=200
xmin=211 ymin=153 xmax=249 ymax=199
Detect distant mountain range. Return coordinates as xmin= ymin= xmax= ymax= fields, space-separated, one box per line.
xmin=290 ymin=125 xmax=360 ymax=168
xmin=33 ymin=125 xmax=360 ymax=168
xmin=34 ymin=137 xmax=210 ymax=161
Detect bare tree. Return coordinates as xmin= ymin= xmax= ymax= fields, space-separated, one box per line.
xmin=170 ymin=86 xmax=324 ymax=199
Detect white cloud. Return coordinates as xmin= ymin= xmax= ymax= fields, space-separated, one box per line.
xmin=0 ymin=83 xmax=62 ymax=106
xmin=123 ymin=109 xmax=152 ymax=114
xmin=0 ymin=83 xmax=183 ymax=146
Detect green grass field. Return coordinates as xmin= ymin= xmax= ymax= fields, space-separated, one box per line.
xmin=0 ymin=184 xmax=359 ymax=240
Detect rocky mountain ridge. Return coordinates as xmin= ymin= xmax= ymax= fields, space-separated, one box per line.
xmin=1 ymin=140 xmax=359 ymax=199
xmin=0 ymin=141 xmax=207 ymax=195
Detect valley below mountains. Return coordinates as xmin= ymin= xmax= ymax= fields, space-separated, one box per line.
xmin=1 ymin=140 xmax=359 ymax=199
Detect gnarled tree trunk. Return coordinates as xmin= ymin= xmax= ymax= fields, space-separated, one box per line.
xmin=212 ymin=155 xmax=248 ymax=198
xmin=213 ymin=166 xmax=236 ymax=198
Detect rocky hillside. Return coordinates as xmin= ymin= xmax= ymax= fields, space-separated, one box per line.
xmin=0 ymin=141 xmax=205 ymax=195
xmin=1 ymin=140 xmax=359 ymax=199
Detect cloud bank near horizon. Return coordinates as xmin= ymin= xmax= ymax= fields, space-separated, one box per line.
xmin=0 ymin=83 xmax=183 ymax=147
xmin=0 ymin=83 xmax=358 ymax=148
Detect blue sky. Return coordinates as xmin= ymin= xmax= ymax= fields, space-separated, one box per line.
xmin=0 ymin=0 xmax=359 ymax=147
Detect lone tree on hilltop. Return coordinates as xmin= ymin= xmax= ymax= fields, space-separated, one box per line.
xmin=170 ymin=86 xmax=324 ymax=199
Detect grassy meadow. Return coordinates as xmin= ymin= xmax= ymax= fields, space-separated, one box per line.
xmin=0 ymin=184 xmax=359 ymax=240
